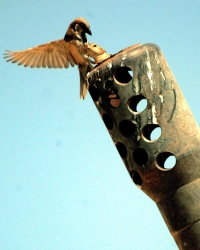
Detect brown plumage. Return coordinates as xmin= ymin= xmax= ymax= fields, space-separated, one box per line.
xmin=4 ymin=17 xmax=93 ymax=99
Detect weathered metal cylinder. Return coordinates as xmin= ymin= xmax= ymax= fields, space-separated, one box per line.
xmin=87 ymin=43 xmax=200 ymax=249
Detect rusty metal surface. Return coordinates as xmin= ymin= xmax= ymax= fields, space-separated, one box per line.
xmin=87 ymin=43 xmax=200 ymax=249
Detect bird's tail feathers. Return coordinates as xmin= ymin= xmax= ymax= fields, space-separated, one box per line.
xmin=78 ymin=63 xmax=93 ymax=100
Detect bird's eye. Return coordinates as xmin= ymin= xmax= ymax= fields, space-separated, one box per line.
xmin=80 ymin=22 xmax=85 ymax=28
xmin=93 ymin=44 xmax=97 ymax=47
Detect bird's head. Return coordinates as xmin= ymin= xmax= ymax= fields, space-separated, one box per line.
xmin=73 ymin=17 xmax=92 ymax=35
xmin=65 ymin=17 xmax=92 ymax=43
xmin=87 ymin=43 xmax=106 ymax=56
xmin=86 ymin=43 xmax=111 ymax=64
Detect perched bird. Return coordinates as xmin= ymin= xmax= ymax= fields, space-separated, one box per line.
xmin=4 ymin=17 xmax=93 ymax=99
xmin=86 ymin=43 xmax=111 ymax=64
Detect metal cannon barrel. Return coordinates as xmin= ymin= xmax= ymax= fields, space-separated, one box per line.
xmin=87 ymin=43 xmax=200 ymax=249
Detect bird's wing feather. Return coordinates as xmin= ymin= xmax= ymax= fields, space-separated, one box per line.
xmin=4 ymin=39 xmax=77 ymax=68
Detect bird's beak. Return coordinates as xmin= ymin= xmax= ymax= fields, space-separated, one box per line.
xmin=87 ymin=29 xmax=92 ymax=35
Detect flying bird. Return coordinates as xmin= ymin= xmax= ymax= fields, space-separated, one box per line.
xmin=86 ymin=43 xmax=111 ymax=64
xmin=4 ymin=17 xmax=93 ymax=99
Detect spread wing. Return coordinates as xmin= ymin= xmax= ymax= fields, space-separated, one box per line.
xmin=4 ymin=39 xmax=77 ymax=68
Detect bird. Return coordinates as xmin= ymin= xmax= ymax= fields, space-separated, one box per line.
xmin=86 ymin=43 xmax=111 ymax=64
xmin=4 ymin=17 xmax=93 ymax=99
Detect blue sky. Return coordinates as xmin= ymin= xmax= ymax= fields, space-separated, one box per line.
xmin=1 ymin=1 xmax=200 ymax=249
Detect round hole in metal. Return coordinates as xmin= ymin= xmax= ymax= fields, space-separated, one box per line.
xmin=114 ymin=66 xmax=133 ymax=84
xmin=119 ymin=120 xmax=135 ymax=137
xmin=156 ymin=152 xmax=176 ymax=170
xmin=142 ymin=124 xmax=162 ymax=141
xmin=128 ymin=95 xmax=147 ymax=113
xmin=102 ymin=113 xmax=113 ymax=130
xmin=106 ymin=91 xmax=120 ymax=108
xmin=133 ymin=148 xmax=148 ymax=165
xmin=89 ymin=85 xmax=99 ymax=102
xmin=116 ymin=141 xmax=127 ymax=158
xmin=131 ymin=170 xmax=143 ymax=187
